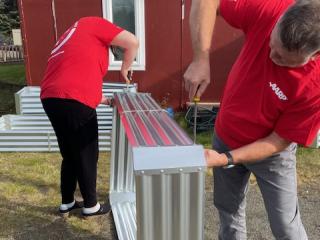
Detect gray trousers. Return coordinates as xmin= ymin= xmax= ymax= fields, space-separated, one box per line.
xmin=213 ymin=134 xmax=308 ymax=240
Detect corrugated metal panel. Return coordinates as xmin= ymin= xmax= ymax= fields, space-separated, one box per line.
xmin=110 ymin=92 xmax=206 ymax=240
xmin=135 ymin=172 xmax=205 ymax=240
xmin=112 ymin=200 xmax=137 ymax=240
xmin=0 ymin=130 xmax=111 ymax=152
xmin=0 ymin=83 xmax=137 ymax=152
xmin=1 ymin=114 xmax=112 ymax=131
xmin=15 ymin=83 xmax=136 ymax=115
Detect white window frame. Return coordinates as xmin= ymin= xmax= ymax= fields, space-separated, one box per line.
xmin=102 ymin=0 xmax=146 ymax=71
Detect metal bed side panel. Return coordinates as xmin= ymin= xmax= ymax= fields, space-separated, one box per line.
xmin=110 ymin=109 xmax=135 ymax=193
xmin=135 ymin=171 xmax=205 ymax=240
xmin=110 ymin=92 xmax=206 ymax=240
xmin=111 ymin=202 xmax=137 ymax=240
xmin=110 ymin=107 xmax=120 ymax=192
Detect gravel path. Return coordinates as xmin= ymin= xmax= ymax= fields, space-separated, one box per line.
xmin=204 ymin=180 xmax=320 ymax=240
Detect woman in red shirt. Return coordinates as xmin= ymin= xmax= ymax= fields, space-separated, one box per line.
xmin=41 ymin=17 xmax=139 ymax=217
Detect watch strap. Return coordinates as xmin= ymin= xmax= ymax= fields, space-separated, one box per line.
xmin=224 ymin=151 xmax=234 ymax=167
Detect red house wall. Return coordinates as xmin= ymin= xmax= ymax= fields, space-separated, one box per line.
xmin=18 ymin=0 xmax=243 ymax=109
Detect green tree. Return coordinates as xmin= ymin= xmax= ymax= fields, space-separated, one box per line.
xmin=0 ymin=0 xmax=20 ymax=44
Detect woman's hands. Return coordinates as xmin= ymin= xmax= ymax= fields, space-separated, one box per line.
xmin=111 ymin=30 xmax=139 ymax=84
xmin=121 ymin=68 xmax=133 ymax=85
xmin=100 ymin=95 xmax=112 ymax=105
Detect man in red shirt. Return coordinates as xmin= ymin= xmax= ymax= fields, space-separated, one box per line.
xmin=41 ymin=17 xmax=138 ymax=217
xmin=184 ymin=0 xmax=320 ymax=239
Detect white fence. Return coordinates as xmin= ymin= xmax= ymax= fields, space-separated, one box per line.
xmin=0 ymin=45 xmax=24 ymax=63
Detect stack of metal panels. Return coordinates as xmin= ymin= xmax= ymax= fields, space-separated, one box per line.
xmin=14 ymin=83 xmax=133 ymax=115
xmin=110 ymin=92 xmax=206 ymax=240
xmin=0 ymin=130 xmax=111 ymax=152
xmin=0 ymin=83 xmax=137 ymax=152
xmin=0 ymin=114 xmax=112 ymax=131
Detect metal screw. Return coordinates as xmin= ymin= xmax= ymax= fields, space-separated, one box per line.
xmin=160 ymin=170 xmax=164 ymax=173
xmin=141 ymin=171 xmax=145 ymax=175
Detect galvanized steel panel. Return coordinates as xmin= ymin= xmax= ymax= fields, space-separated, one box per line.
xmin=14 ymin=84 xmax=137 ymax=115
xmin=0 ymin=83 xmax=136 ymax=152
xmin=110 ymin=92 xmax=206 ymax=240
xmin=0 ymin=129 xmax=111 ymax=152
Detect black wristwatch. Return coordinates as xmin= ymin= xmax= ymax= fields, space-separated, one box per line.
xmin=223 ymin=151 xmax=235 ymax=169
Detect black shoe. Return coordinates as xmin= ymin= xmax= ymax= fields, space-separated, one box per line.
xmin=81 ymin=203 xmax=111 ymax=218
xmin=59 ymin=200 xmax=84 ymax=215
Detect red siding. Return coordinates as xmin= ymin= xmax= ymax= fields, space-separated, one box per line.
xmin=18 ymin=0 xmax=55 ymax=86
xmin=18 ymin=0 xmax=243 ymax=109
xmin=135 ymin=0 xmax=183 ymax=108
xmin=52 ymin=0 xmax=103 ymax=37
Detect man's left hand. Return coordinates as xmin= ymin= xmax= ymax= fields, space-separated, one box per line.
xmin=204 ymin=149 xmax=228 ymax=167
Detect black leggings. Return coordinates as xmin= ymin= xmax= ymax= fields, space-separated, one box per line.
xmin=42 ymin=98 xmax=99 ymax=208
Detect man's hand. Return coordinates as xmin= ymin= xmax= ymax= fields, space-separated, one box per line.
xmin=204 ymin=149 xmax=228 ymax=167
xmin=184 ymin=56 xmax=211 ymax=100
xmin=185 ymin=0 xmax=219 ymax=100
xmin=205 ymin=132 xmax=292 ymax=168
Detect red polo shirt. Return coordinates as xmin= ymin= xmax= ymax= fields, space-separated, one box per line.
xmin=40 ymin=17 xmax=123 ymax=109
xmin=215 ymin=0 xmax=320 ymax=148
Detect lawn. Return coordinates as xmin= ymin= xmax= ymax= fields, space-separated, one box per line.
xmin=0 ymin=152 xmax=117 ymax=239
xmin=0 ymin=64 xmax=26 ymax=85
xmin=0 ymin=63 xmax=26 ymax=114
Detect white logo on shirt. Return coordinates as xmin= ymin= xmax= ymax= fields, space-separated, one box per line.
xmin=269 ymin=82 xmax=288 ymax=101
xmin=48 ymin=21 xmax=79 ymax=62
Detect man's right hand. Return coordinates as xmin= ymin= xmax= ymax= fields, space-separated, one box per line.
xmin=184 ymin=57 xmax=211 ymax=100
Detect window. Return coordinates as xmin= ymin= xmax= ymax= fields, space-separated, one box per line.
xmin=103 ymin=0 xmax=146 ymax=70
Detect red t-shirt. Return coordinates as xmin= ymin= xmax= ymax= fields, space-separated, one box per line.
xmin=216 ymin=0 xmax=320 ymax=148
xmin=40 ymin=17 xmax=123 ymax=109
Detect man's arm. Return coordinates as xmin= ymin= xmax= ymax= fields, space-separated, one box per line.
xmin=111 ymin=30 xmax=139 ymax=83
xmin=205 ymin=132 xmax=292 ymax=167
xmin=184 ymin=0 xmax=220 ymax=100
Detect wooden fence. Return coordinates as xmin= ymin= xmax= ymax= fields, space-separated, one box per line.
xmin=0 ymin=45 xmax=24 ymax=63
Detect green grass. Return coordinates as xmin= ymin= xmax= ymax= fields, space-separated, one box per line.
xmin=175 ymin=112 xmax=214 ymax=148
xmin=0 ymin=64 xmax=26 ymax=85
xmin=0 ymin=63 xmax=26 ymax=114
xmin=0 ymin=152 xmax=113 ymax=239
xmin=296 ymin=147 xmax=320 ymax=184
